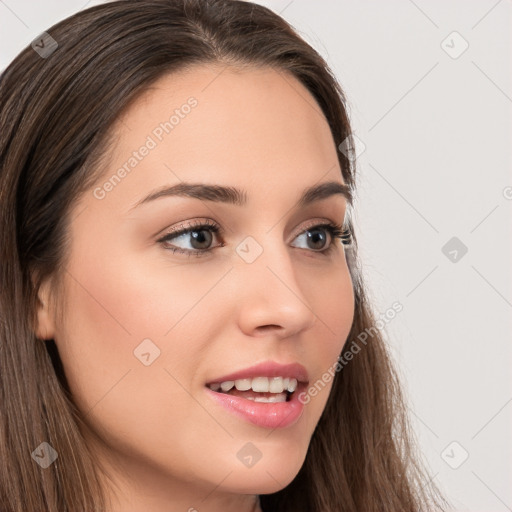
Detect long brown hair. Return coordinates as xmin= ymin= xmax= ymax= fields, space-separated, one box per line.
xmin=0 ymin=1 xmax=450 ymax=510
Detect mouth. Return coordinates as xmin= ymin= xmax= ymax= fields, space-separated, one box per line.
xmin=203 ymin=361 xmax=309 ymax=428
xmin=206 ymin=376 xmax=300 ymax=403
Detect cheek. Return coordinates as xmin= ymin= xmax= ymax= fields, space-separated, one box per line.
xmin=307 ymin=255 xmax=355 ymax=348
xmin=60 ymin=246 xmax=226 ymax=349
xmin=53 ymin=252 xmax=225 ymax=478
xmin=53 ymin=248 xmax=195 ymax=407
xmin=54 ymin=244 xmax=235 ymax=410
xmin=299 ymin=258 xmax=354 ymax=414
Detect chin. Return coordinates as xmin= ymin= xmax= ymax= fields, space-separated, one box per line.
xmin=220 ymin=444 xmax=307 ymax=494
xmin=225 ymin=467 xmax=301 ymax=495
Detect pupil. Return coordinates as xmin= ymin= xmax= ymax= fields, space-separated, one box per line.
xmin=191 ymin=229 xmax=212 ymax=249
xmin=307 ymin=228 xmax=327 ymax=250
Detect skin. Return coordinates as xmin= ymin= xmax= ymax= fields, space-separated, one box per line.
xmin=35 ymin=64 xmax=355 ymax=512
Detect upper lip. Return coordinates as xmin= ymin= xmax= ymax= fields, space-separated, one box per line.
xmin=206 ymin=361 xmax=309 ymax=385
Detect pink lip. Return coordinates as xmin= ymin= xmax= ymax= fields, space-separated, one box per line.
xmin=206 ymin=361 xmax=309 ymax=384
xmin=205 ymin=381 xmax=307 ymax=429
xmin=204 ymin=361 xmax=309 ymax=429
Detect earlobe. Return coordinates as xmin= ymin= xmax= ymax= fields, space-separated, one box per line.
xmin=34 ymin=280 xmax=56 ymax=340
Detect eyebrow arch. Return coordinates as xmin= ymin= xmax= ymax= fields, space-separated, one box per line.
xmin=129 ymin=180 xmax=353 ymax=211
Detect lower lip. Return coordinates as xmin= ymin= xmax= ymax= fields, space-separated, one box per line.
xmin=205 ymin=385 xmax=306 ymax=429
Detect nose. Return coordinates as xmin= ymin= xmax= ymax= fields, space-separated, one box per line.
xmin=234 ymin=237 xmax=318 ymax=339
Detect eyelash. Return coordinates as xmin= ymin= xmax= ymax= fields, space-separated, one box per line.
xmin=157 ymin=219 xmax=352 ymax=258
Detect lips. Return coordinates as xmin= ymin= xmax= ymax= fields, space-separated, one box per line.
xmin=204 ymin=361 xmax=309 ymax=428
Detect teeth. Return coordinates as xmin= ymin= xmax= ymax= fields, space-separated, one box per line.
xmin=209 ymin=376 xmax=298 ymax=394
xmin=248 ymin=393 xmax=287 ymax=403
xmin=287 ymin=378 xmax=297 ymax=393
xmin=269 ymin=377 xmax=284 ymax=393
xmin=220 ymin=380 xmax=235 ymax=392
xmin=252 ymin=377 xmax=269 ymax=392
xmin=234 ymin=378 xmax=252 ymax=391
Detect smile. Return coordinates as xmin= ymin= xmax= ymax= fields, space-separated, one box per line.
xmin=205 ymin=362 xmax=308 ymax=428
xmin=207 ymin=376 xmax=298 ymax=403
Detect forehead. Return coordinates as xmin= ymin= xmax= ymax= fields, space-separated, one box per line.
xmin=87 ymin=64 xmax=344 ymax=212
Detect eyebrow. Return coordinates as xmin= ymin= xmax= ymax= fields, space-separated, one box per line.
xmin=129 ymin=180 xmax=353 ymax=211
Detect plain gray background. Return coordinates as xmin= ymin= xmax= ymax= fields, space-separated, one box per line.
xmin=1 ymin=1 xmax=511 ymax=510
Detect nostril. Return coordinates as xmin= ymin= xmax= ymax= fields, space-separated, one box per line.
xmin=256 ymin=325 xmax=281 ymax=332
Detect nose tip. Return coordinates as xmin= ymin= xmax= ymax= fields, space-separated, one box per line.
xmin=234 ymin=250 xmax=318 ymax=338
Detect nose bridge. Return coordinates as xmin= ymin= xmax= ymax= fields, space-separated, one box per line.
xmin=233 ymin=231 xmax=317 ymax=335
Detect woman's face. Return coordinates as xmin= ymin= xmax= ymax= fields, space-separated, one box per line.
xmin=37 ymin=64 xmax=355 ymax=510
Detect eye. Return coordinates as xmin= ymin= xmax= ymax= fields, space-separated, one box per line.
xmin=157 ymin=219 xmax=352 ymax=257
xmin=157 ymin=219 xmax=223 ymax=257
xmin=290 ymin=222 xmax=351 ymax=254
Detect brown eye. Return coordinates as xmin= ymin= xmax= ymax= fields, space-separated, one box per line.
xmin=290 ymin=223 xmax=347 ymax=254
xmin=184 ymin=229 xmax=214 ymax=250
xmin=304 ymin=227 xmax=330 ymax=251
xmin=157 ymin=221 xmax=222 ymax=256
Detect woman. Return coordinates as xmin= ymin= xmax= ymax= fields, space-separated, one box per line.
xmin=0 ymin=1 xmax=450 ymax=511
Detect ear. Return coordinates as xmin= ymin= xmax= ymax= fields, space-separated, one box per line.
xmin=34 ymin=279 xmax=56 ymax=340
